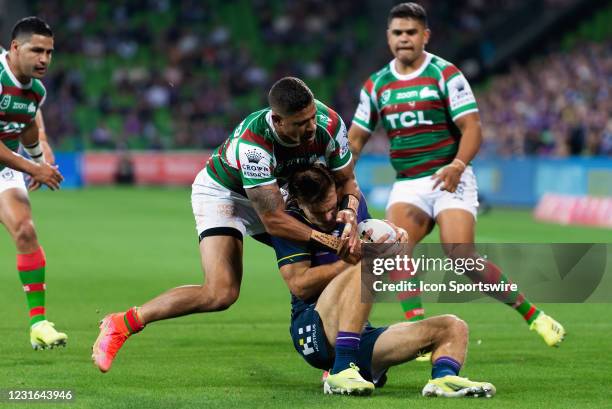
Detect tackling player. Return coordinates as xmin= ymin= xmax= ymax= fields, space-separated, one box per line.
xmin=272 ymin=164 xmax=496 ymax=397
xmin=0 ymin=17 xmax=66 ymax=349
xmin=93 ymin=77 xmax=362 ymax=372
xmin=348 ymin=3 xmax=564 ymax=346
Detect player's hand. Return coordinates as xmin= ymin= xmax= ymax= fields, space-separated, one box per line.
xmin=30 ymin=163 xmax=63 ymax=191
xmin=336 ymin=209 xmax=359 ymax=253
xmin=338 ymin=238 xmax=362 ymax=264
xmin=40 ymin=140 xmax=56 ymax=165
xmin=383 ymin=220 xmax=409 ymax=243
xmin=431 ymin=160 xmax=465 ymax=193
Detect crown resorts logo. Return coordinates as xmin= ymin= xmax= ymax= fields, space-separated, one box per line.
xmin=0 ymin=95 xmax=10 ymax=110
xmin=246 ymin=149 xmax=263 ymax=164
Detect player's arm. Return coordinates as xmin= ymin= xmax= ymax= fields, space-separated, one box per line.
xmin=279 ymin=259 xmax=351 ymax=301
xmin=348 ymin=124 xmax=371 ymax=164
xmin=246 ymin=184 xmax=349 ymax=257
xmin=35 ymin=110 xmax=55 ymax=164
xmin=331 ymin=162 xmax=361 ymax=252
xmin=1 ymin=122 xmax=62 ymax=190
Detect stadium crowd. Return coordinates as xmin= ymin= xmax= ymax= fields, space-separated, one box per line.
xmin=15 ymin=0 xmax=610 ymax=157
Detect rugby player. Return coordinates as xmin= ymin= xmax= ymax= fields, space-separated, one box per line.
xmin=272 ymin=164 xmax=495 ymax=397
xmin=93 ymin=77 xmax=362 ymax=372
xmin=348 ymin=3 xmax=564 ymax=347
xmin=0 ymin=17 xmax=66 ymax=349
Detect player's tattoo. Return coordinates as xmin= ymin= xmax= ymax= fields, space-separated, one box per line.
xmin=247 ymin=185 xmax=284 ymax=214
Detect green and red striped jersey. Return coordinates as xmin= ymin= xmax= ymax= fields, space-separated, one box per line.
xmin=206 ymin=99 xmax=351 ymax=196
xmin=352 ymin=52 xmax=478 ymax=179
xmin=0 ymin=50 xmax=46 ymax=171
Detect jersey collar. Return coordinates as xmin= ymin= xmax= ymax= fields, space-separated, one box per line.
xmin=265 ymin=110 xmax=301 ymax=147
xmin=389 ymin=52 xmax=432 ymax=81
xmin=0 ymin=51 xmax=33 ymax=89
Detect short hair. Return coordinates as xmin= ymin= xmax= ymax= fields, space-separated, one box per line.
xmin=287 ymin=163 xmax=335 ymax=207
xmin=268 ymin=77 xmax=314 ymax=117
xmin=388 ymin=2 xmax=428 ymax=27
xmin=11 ymin=17 xmax=53 ymax=41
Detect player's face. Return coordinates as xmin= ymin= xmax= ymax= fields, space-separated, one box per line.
xmin=275 ymin=102 xmax=317 ymax=145
xmin=302 ymin=187 xmax=338 ymax=232
xmin=387 ymin=18 xmax=429 ymax=65
xmin=11 ymin=34 xmax=54 ymax=79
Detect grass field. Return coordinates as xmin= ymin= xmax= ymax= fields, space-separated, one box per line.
xmin=0 ymin=187 xmax=611 ymax=408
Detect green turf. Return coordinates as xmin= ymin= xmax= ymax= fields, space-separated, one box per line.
xmin=0 ymin=187 xmax=611 ymax=408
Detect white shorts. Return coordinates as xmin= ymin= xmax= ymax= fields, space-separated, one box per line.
xmin=386 ymin=166 xmax=479 ymax=219
xmin=191 ymin=169 xmax=266 ymax=240
xmin=0 ymin=167 xmax=27 ymax=194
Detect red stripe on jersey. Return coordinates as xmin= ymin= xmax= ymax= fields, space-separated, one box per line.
xmin=388 ymin=123 xmax=448 ymax=139
xmin=442 ymin=65 xmax=460 ymax=80
xmin=207 ymin=156 xmax=221 ymax=178
xmin=241 ymin=129 xmax=272 ymax=150
xmin=325 ymin=107 xmax=340 ymax=137
xmin=0 ymin=112 xmax=34 ymax=123
xmin=390 ymin=137 xmax=455 ymax=158
xmin=397 ymin=158 xmax=449 ymax=178
xmin=23 ymin=283 xmax=46 ymax=292
xmin=381 ymin=100 xmax=445 ymax=115
xmin=0 ymin=133 xmax=20 ymax=141
xmin=363 ymin=78 xmax=374 ymax=94
xmin=377 ymin=77 xmax=438 ymax=97
xmin=2 ymin=85 xmax=43 ymax=103
xmin=218 ymin=156 xmax=241 ymax=183
xmin=29 ymin=306 xmax=46 ymax=317
xmin=17 ymin=247 xmax=46 ymax=271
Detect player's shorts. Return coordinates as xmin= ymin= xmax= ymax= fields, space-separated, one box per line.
xmin=0 ymin=167 xmax=27 ymax=194
xmin=386 ymin=166 xmax=479 ymax=219
xmin=191 ymin=168 xmax=266 ymax=241
xmin=290 ymin=304 xmax=387 ymax=381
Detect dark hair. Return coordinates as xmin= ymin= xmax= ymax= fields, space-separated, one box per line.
xmin=287 ymin=163 xmax=335 ymax=207
xmin=268 ymin=77 xmax=314 ymax=117
xmin=11 ymin=16 xmax=53 ymax=41
xmin=388 ymin=2 xmax=428 ymax=27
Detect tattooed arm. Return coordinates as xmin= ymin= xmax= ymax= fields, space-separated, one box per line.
xmin=245 ymin=183 xmax=312 ymax=242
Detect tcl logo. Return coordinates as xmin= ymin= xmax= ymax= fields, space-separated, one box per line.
xmin=385 ymin=111 xmax=432 ymax=128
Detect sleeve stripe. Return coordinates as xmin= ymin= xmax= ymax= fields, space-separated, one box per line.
xmin=243 ymin=178 xmax=277 ymax=189
xmin=452 ymin=108 xmax=479 ymax=122
xmin=351 ymin=120 xmax=373 ymax=133
xmin=330 ymin=154 xmax=352 ymax=172
xmin=277 ymin=253 xmax=311 ymax=264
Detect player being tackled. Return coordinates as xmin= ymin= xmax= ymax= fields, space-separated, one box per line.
xmin=271 ymin=164 xmax=495 ymax=397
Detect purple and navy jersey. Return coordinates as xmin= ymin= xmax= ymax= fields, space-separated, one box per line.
xmin=271 ymin=195 xmax=370 ymax=311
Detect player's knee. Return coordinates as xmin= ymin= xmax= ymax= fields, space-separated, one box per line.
xmin=199 ymin=285 xmax=239 ymax=312
xmin=440 ymin=314 xmax=469 ymax=339
xmin=14 ymin=219 xmax=38 ymax=248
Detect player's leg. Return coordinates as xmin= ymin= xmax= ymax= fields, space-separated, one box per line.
xmin=371 ymin=315 xmax=495 ymax=398
xmin=315 ymin=265 xmax=375 ymax=395
xmin=387 ymin=202 xmax=433 ymax=322
xmin=0 ymin=174 xmax=67 ymax=349
xmin=435 ymin=169 xmax=564 ymax=346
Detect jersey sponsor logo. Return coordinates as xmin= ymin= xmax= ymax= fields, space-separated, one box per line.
xmin=386 ymin=111 xmax=433 ymax=129
xmin=0 ymin=95 xmax=10 ymax=110
xmin=354 ymin=90 xmax=371 ymax=123
xmin=297 ymin=324 xmax=317 ymax=356
xmin=239 ymin=145 xmax=271 ymax=179
xmin=380 ymin=89 xmax=392 ymax=104
xmin=28 ymin=102 xmax=36 ymax=113
xmin=245 ymin=149 xmax=263 ymax=164
xmin=336 ymin=121 xmax=349 ymax=159
xmin=448 ymin=75 xmax=475 ymax=111
xmin=233 ymin=120 xmax=246 ymax=138
xmin=396 ymin=90 xmax=418 ymax=100
xmin=1 ymin=168 xmax=15 ymax=180
xmin=419 ymin=87 xmax=439 ymax=99
xmin=317 ymin=113 xmax=330 ymax=125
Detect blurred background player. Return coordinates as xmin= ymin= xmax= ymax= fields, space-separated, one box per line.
xmin=0 ymin=16 xmax=66 ymax=349
xmin=92 ymin=77 xmax=362 ymax=372
xmin=348 ymin=3 xmax=565 ymax=347
xmin=272 ymin=164 xmax=495 ymax=397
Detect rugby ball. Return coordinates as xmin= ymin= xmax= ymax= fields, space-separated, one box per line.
xmin=357 ymin=219 xmax=397 ymax=243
